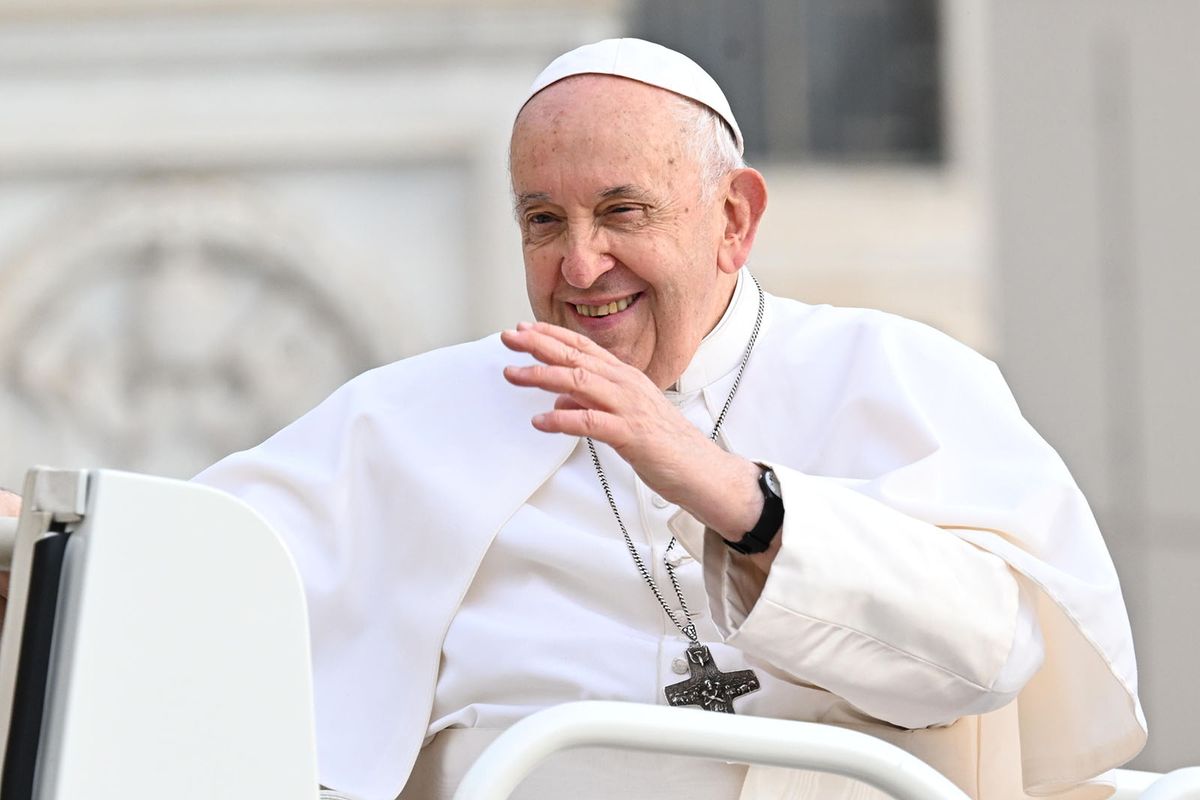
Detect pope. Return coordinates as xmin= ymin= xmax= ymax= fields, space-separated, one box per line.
xmin=4 ymin=38 xmax=1146 ymax=800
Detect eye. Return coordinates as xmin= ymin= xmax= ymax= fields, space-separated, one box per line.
xmin=526 ymin=212 xmax=558 ymax=227
xmin=607 ymin=205 xmax=641 ymax=216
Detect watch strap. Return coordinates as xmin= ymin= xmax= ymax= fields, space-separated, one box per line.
xmin=725 ymin=467 xmax=784 ymax=555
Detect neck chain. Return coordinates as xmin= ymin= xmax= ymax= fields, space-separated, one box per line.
xmin=586 ymin=275 xmax=765 ymax=713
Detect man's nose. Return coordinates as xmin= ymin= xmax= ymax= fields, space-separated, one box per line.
xmin=560 ymin=228 xmax=615 ymax=289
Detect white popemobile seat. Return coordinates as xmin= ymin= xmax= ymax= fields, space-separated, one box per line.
xmin=0 ymin=467 xmax=1194 ymax=800
xmin=0 ymin=467 xmax=320 ymax=800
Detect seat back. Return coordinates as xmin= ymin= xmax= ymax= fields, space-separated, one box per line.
xmin=0 ymin=467 xmax=320 ymax=800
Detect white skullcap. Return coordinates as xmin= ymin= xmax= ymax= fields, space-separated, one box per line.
xmin=522 ymin=37 xmax=744 ymax=155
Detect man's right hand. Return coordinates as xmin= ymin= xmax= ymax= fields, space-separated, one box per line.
xmin=0 ymin=489 xmax=19 ymax=519
xmin=0 ymin=489 xmax=20 ymax=630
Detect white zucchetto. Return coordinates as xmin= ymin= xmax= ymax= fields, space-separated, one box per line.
xmin=521 ymin=37 xmax=745 ymax=155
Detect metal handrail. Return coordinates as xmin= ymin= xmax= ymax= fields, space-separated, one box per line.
xmin=452 ymin=701 xmax=971 ymax=800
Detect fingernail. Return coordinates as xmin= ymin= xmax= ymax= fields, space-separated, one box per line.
xmin=516 ymin=321 xmax=534 ymax=330
xmin=532 ymin=413 xmax=547 ymax=426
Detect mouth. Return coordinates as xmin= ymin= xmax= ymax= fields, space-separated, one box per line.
xmin=572 ymin=292 xmax=641 ymax=318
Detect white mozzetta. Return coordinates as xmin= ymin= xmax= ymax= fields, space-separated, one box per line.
xmin=195 ymin=272 xmax=1144 ymax=800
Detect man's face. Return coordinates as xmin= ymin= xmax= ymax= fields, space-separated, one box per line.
xmin=510 ymin=76 xmax=735 ymax=389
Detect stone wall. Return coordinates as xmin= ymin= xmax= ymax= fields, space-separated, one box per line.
xmin=989 ymin=0 xmax=1200 ymax=770
xmin=0 ymin=3 xmax=621 ymax=484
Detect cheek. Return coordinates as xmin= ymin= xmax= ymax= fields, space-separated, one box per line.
xmin=523 ymin=252 xmax=561 ymax=317
xmin=523 ymin=248 xmax=555 ymax=288
xmin=615 ymin=239 xmax=673 ymax=288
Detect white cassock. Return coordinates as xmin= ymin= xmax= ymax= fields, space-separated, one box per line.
xmin=194 ymin=270 xmax=1146 ymax=800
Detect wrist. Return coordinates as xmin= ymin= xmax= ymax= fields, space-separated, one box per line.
xmin=678 ymin=453 xmax=764 ymax=541
xmin=724 ymin=466 xmax=784 ymax=555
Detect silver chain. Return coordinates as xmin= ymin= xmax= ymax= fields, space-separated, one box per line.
xmin=587 ymin=276 xmax=765 ymax=643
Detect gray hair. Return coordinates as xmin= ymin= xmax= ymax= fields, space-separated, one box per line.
xmin=669 ymin=94 xmax=746 ymax=200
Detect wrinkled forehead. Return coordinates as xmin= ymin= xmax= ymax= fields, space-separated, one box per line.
xmin=507 ymin=79 xmax=715 ymax=211
xmin=509 ymin=76 xmax=695 ymax=183
xmin=513 ymin=74 xmax=682 ymax=139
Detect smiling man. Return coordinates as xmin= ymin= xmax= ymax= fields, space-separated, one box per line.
xmin=190 ymin=39 xmax=1145 ymax=800
xmin=503 ymin=71 xmax=776 ymax=574
xmin=511 ymin=73 xmax=752 ymax=389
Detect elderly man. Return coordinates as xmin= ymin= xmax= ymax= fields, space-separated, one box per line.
xmin=2 ymin=39 xmax=1144 ymax=800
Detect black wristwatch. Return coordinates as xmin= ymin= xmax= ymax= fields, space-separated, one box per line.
xmin=724 ymin=467 xmax=784 ymax=555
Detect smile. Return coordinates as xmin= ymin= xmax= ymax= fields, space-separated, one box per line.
xmin=574 ymin=293 xmax=640 ymax=318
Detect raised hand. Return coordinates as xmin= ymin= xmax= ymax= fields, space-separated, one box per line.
xmin=500 ymin=321 xmax=764 ymax=544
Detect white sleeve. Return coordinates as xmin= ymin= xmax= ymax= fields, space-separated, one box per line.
xmin=681 ymin=304 xmax=1143 ymax=789
xmin=670 ymin=464 xmax=1045 ymax=730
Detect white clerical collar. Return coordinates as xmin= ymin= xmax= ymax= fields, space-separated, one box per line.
xmin=669 ymin=269 xmax=757 ymax=396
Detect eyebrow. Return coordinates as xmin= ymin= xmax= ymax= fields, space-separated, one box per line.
xmin=515 ymin=191 xmax=552 ymax=212
xmin=599 ymin=184 xmax=654 ymax=202
xmin=514 ymin=184 xmax=656 ymax=213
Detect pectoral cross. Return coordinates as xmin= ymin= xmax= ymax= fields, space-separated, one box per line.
xmin=664 ymin=643 xmax=760 ymax=713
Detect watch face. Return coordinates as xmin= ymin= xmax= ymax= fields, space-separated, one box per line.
xmin=764 ymin=469 xmax=781 ymax=496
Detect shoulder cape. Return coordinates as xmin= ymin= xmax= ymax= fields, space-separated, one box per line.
xmin=196 ymin=293 xmax=1144 ymax=799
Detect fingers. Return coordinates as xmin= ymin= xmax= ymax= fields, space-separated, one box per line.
xmin=502 ymin=363 xmax=621 ymax=412
xmin=504 ymin=361 xmax=629 ymax=444
xmin=502 ymin=324 xmax=631 ymax=407
xmin=501 ymin=322 xmax=623 ymax=374
xmin=500 ymin=324 xmax=584 ymax=367
xmin=532 ymin=407 xmax=627 ymax=444
xmin=516 ymin=321 xmax=614 ymax=360
xmin=499 ymin=320 xmax=664 ymax=452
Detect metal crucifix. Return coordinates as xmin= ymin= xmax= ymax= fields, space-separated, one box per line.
xmin=664 ymin=643 xmax=760 ymax=714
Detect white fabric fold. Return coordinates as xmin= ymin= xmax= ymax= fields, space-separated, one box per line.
xmin=696 ymin=295 xmax=1144 ymax=795
xmin=672 ymin=468 xmax=1044 ymax=729
xmin=194 ymin=281 xmax=1143 ymax=800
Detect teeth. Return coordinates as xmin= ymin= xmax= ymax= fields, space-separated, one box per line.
xmin=575 ymin=295 xmax=635 ymax=318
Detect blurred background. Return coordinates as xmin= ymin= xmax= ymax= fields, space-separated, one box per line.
xmin=0 ymin=0 xmax=1195 ymax=772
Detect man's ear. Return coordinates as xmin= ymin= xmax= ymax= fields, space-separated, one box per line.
xmin=716 ymin=168 xmax=768 ymax=274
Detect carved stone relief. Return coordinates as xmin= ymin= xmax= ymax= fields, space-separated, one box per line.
xmin=0 ymin=177 xmax=378 ymax=482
